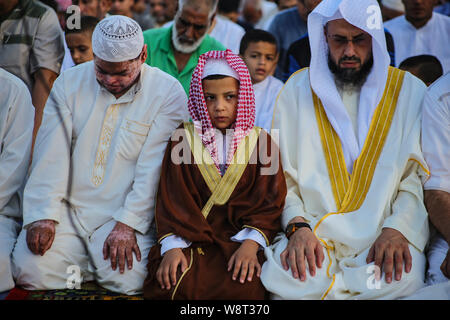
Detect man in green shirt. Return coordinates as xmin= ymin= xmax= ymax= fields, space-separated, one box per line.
xmin=143 ymin=0 xmax=225 ymax=94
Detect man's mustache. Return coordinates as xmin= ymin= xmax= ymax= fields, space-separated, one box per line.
xmin=339 ymin=56 xmax=361 ymax=64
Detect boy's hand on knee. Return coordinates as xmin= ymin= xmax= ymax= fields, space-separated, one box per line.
xmin=103 ymin=222 xmax=141 ymax=274
xmin=227 ymin=239 xmax=261 ymax=284
xmin=156 ymin=248 xmax=188 ymax=290
xmin=26 ymin=219 xmax=56 ymax=256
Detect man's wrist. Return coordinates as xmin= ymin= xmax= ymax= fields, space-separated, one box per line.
xmin=285 ymin=222 xmax=312 ymax=239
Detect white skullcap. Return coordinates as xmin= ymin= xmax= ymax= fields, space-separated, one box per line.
xmin=92 ymin=15 xmax=144 ymax=63
xmin=381 ymin=0 xmax=405 ymax=12
xmin=201 ymin=58 xmax=240 ymax=81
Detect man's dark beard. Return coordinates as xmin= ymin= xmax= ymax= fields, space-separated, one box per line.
xmin=328 ymin=53 xmax=374 ymax=87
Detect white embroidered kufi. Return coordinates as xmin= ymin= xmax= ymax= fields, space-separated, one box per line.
xmin=381 ymin=0 xmax=405 ymax=12
xmin=308 ymin=0 xmax=390 ymax=172
xmin=92 ymin=15 xmax=144 ymax=62
xmin=201 ymin=58 xmax=240 ymax=81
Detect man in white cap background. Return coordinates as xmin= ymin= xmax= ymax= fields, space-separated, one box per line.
xmin=11 ymin=15 xmax=188 ymax=295
xmin=261 ymin=0 xmax=430 ymax=299
xmin=384 ymin=0 xmax=450 ymax=73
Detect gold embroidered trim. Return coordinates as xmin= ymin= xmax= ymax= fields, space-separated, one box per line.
xmin=313 ymin=67 xmax=405 ymax=299
xmin=171 ymin=248 xmax=193 ymax=300
xmin=92 ymin=104 xmax=119 ymax=187
xmin=242 ymin=225 xmax=270 ymax=247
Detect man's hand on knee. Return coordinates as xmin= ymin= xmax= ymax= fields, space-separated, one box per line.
xmin=280 ymin=227 xmax=324 ymax=282
xmin=366 ymin=227 xmax=412 ymax=284
xmin=103 ymin=222 xmax=141 ymax=274
xmin=26 ymin=220 xmax=56 ymax=256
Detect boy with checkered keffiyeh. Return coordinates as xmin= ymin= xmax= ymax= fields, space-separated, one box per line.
xmin=143 ymin=50 xmax=287 ymax=300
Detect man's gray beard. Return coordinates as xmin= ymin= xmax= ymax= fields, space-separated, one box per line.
xmin=171 ymin=26 xmax=208 ymax=54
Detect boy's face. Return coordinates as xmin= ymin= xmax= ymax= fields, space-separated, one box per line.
xmin=66 ymin=32 xmax=94 ymax=65
xmin=242 ymin=41 xmax=278 ymax=84
xmin=203 ymin=77 xmax=239 ymax=133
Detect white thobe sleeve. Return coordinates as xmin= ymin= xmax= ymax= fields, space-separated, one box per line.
xmin=160 ymin=235 xmax=192 ymax=256
xmin=0 ymin=85 xmax=34 ymax=213
xmin=231 ymin=228 xmax=267 ymax=248
xmin=23 ymin=74 xmax=72 ymax=228
xmin=112 ymin=81 xmax=188 ymax=234
xmin=422 ymin=88 xmax=450 ymax=193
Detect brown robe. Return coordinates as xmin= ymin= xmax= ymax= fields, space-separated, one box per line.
xmin=144 ymin=124 xmax=287 ymax=300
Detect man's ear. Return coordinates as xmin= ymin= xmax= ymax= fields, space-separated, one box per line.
xmin=140 ymin=44 xmax=148 ymax=63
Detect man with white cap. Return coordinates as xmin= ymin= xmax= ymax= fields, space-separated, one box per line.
xmin=12 ymin=15 xmax=188 ymax=295
xmin=261 ymin=0 xmax=429 ymax=299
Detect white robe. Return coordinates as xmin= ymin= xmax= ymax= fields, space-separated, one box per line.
xmin=253 ymin=75 xmax=283 ymax=133
xmin=421 ymin=73 xmax=450 ymax=294
xmin=209 ymin=15 xmax=246 ymax=54
xmin=261 ymin=68 xmax=429 ymax=300
xmin=12 ymin=62 xmax=189 ymax=294
xmin=0 ymin=68 xmax=34 ymax=292
xmin=384 ymin=13 xmax=450 ymax=73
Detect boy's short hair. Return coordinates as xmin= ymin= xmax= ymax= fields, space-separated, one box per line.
xmin=218 ymin=0 xmax=241 ymax=14
xmin=239 ymin=29 xmax=278 ymax=56
xmin=65 ymin=15 xmax=100 ymax=35
xmin=399 ymin=55 xmax=443 ymax=85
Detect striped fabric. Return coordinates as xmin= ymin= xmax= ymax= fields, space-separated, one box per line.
xmin=0 ymin=0 xmax=64 ymax=90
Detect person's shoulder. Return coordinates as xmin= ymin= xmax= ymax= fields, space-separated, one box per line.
xmin=0 ymin=68 xmax=29 ymax=96
xmin=142 ymin=63 xmax=179 ymax=84
xmin=202 ymin=34 xmax=227 ymax=51
xmin=384 ymin=15 xmax=406 ymax=29
xmin=218 ymin=16 xmax=245 ymax=34
xmin=143 ymin=27 xmax=169 ymax=41
xmin=274 ymin=7 xmax=298 ymax=20
xmin=285 ymin=67 xmax=309 ymax=86
xmin=141 ymin=63 xmax=187 ymax=98
xmin=426 ymin=72 xmax=450 ymax=101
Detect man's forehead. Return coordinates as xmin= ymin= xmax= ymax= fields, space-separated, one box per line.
xmin=94 ymin=57 xmax=132 ymax=71
xmin=326 ymin=19 xmax=368 ymax=36
xmin=180 ymin=6 xmax=210 ymax=22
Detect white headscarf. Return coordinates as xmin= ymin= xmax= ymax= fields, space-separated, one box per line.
xmin=92 ymin=15 xmax=144 ymax=62
xmin=308 ymin=0 xmax=390 ymax=172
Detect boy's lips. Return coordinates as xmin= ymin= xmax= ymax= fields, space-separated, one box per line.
xmin=256 ymin=68 xmax=266 ymax=75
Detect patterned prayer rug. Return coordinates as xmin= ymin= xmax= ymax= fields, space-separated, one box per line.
xmin=5 ymin=282 xmax=144 ymax=300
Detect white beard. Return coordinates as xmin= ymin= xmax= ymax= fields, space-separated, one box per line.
xmin=171 ymin=26 xmax=208 ymax=54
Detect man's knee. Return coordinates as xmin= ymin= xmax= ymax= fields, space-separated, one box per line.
xmin=12 ymin=230 xmax=86 ymax=290
xmin=95 ymin=257 xmax=148 ymax=295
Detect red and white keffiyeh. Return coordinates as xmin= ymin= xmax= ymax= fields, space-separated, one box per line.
xmin=188 ymin=49 xmax=256 ymax=173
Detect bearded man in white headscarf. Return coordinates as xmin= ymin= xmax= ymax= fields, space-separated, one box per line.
xmin=12 ymin=15 xmax=188 ymax=295
xmin=261 ymin=0 xmax=430 ymax=300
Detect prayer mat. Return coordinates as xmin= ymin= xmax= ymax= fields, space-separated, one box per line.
xmin=5 ymin=282 xmax=144 ymax=300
